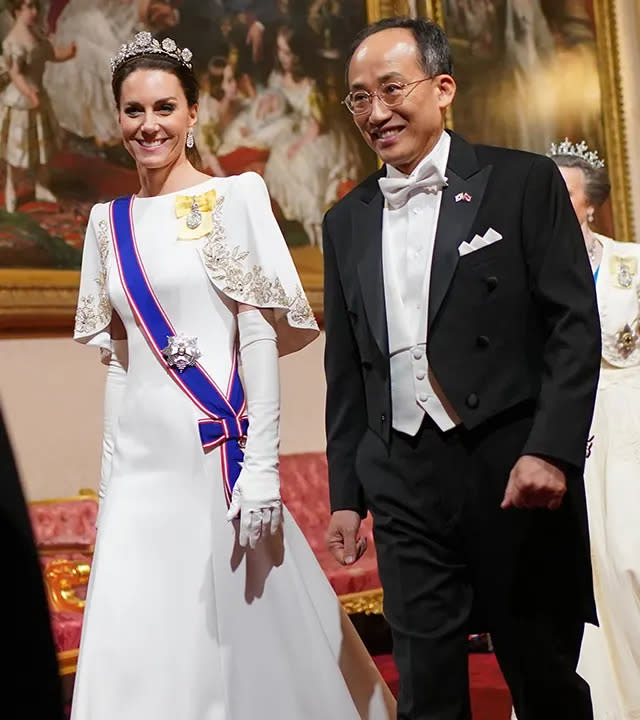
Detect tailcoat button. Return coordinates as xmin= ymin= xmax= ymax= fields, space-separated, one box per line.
xmin=466 ymin=393 xmax=479 ymax=409
xmin=486 ymin=276 xmax=498 ymax=291
xmin=477 ymin=335 xmax=490 ymax=348
xmin=419 ymin=392 xmax=428 ymax=402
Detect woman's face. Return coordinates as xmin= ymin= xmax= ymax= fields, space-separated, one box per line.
xmin=118 ymin=69 xmax=197 ymax=172
xmin=16 ymin=0 xmax=39 ymax=26
xmin=276 ymin=33 xmax=294 ymax=73
xmin=222 ymin=64 xmax=238 ymax=100
xmin=559 ymin=165 xmax=594 ymax=227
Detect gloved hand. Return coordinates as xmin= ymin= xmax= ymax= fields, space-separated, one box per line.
xmin=97 ymin=339 xmax=128 ymax=525
xmin=227 ymin=476 xmax=282 ymax=549
xmin=226 ymin=308 xmax=282 ymax=548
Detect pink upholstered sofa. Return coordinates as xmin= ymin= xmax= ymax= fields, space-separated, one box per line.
xmin=29 ymin=490 xmax=98 ymax=676
xmin=30 ymin=453 xmax=383 ymax=675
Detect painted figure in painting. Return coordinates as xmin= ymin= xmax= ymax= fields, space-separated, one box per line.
xmin=197 ymin=56 xmax=277 ymax=178
xmin=263 ymin=21 xmax=362 ymax=247
xmin=0 ymin=0 xmax=75 ymax=212
xmin=43 ymin=0 xmax=146 ymax=146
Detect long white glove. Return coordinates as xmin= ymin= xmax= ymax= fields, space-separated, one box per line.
xmin=98 ymin=339 xmax=128 ymax=525
xmin=226 ymin=308 xmax=282 ymax=548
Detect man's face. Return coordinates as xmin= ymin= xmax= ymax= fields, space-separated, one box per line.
xmin=347 ymin=28 xmax=455 ymax=175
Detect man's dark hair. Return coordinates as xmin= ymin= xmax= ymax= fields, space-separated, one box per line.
xmin=345 ymin=16 xmax=453 ymax=86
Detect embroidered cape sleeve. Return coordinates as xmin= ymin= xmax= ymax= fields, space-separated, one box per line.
xmin=73 ymin=203 xmax=113 ymax=353
xmin=198 ymin=172 xmax=319 ymax=356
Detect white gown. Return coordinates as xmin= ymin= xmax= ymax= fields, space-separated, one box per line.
xmin=72 ymin=172 xmax=394 ymax=720
xmin=262 ymin=72 xmax=363 ymax=246
xmin=577 ymin=235 xmax=640 ymax=720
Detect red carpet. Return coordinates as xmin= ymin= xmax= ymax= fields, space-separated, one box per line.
xmin=373 ymin=653 xmax=512 ymax=720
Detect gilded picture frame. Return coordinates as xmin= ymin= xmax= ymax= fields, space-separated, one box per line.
xmin=0 ymin=0 xmax=633 ymax=335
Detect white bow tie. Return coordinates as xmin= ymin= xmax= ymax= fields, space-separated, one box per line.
xmin=378 ymin=163 xmax=448 ymax=210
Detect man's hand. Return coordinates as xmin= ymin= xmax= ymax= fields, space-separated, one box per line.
xmin=501 ymin=454 xmax=567 ymax=511
xmin=326 ymin=510 xmax=367 ymax=565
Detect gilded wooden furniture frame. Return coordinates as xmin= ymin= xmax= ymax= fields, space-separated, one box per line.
xmin=367 ymin=0 xmax=633 ymax=244
xmin=340 ymin=588 xmax=384 ymax=615
xmin=29 ymin=489 xmax=97 ymax=676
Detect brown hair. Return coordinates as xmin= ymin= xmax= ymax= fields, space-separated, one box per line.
xmin=274 ymin=23 xmax=316 ymax=83
xmin=7 ymin=0 xmax=39 ymax=17
xmin=111 ymin=54 xmax=202 ymax=169
xmin=207 ymin=56 xmax=228 ymax=102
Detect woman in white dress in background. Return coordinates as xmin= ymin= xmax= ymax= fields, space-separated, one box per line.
xmin=262 ymin=22 xmax=362 ymax=248
xmin=527 ymin=140 xmax=640 ymax=720
xmin=0 ymin=0 xmax=76 ymax=211
xmin=43 ymin=0 xmax=142 ymax=144
xmin=71 ymin=31 xmax=394 ymax=720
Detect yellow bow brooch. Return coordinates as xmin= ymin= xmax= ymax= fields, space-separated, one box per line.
xmin=175 ymin=189 xmax=217 ymax=240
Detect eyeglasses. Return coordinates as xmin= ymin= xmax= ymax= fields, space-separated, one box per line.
xmin=343 ymin=77 xmax=434 ymax=116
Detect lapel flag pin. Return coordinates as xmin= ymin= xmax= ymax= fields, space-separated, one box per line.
xmin=455 ymin=192 xmax=472 ymax=203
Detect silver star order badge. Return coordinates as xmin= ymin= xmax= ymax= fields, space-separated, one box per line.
xmin=162 ymin=333 xmax=201 ymax=372
xmin=186 ymin=198 xmax=202 ymax=230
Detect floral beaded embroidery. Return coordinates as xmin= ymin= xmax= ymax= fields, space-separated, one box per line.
xmin=74 ymin=219 xmax=111 ymax=334
xmin=200 ymin=197 xmax=315 ymax=328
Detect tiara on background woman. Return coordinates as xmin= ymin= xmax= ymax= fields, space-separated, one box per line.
xmin=109 ymin=32 xmax=193 ymax=74
xmin=547 ymin=138 xmax=605 ymax=168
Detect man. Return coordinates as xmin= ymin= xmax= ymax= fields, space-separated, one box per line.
xmin=0 ymin=408 xmax=64 ymax=720
xmin=323 ymin=16 xmax=600 ymax=720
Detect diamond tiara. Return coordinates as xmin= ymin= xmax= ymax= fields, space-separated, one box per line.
xmin=547 ymin=137 xmax=605 ymax=168
xmin=109 ymin=32 xmax=193 ymax=75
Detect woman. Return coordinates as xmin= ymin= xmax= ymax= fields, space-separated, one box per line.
xmin=0 ymin=0 xmax=76 ymax=211
xmin=548 ymin=138 xmax=640 ymax=720
xmin=71 ymin=30 xmax=394 ymax=720
xmin=43 ymin=0 xmax=146 ymax=145
xmin=262 ymin=22 xmax=363 ymax=248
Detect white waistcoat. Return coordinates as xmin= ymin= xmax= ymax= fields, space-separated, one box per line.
xmin=381 ymin=132 xmax=460 ymax=435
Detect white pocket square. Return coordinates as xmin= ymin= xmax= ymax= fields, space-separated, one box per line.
xmin=458 ymin=228 xmax=503 ymax=256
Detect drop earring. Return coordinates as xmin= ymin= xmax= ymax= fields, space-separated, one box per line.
xmin=587 ymin=209 xmax=594 ymax=223
xmin=186 ymin=128 xmax=194 ymax=149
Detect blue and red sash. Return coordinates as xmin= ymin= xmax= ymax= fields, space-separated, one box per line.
xmin=110 ymin=196 xmax=247 ymax=504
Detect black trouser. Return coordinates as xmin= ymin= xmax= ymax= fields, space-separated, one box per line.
xmin=356 ymin=409 xmax=593 ymax=720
